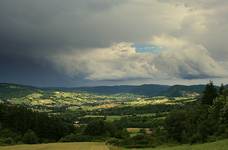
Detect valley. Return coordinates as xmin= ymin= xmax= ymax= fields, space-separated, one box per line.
xmin=0 ymin=83 xmax=198 ymax=125
xmin=0 ymin=83 xmax=227 ymax=149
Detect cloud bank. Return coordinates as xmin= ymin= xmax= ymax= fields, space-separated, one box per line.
xmin=51 ymin=35 xmax=227 ymax=81
xmin=0 ymin=0 xmax=228 ymax=86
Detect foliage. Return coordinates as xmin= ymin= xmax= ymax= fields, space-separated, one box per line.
xmin=164 ymin=83 xmax=228 ymax=144
xmin=107 ymin=134 xmax=156 ymax=148
xmin=0 ymin=83 xmax=40 ymax=99
xmin=0 ymin=104 xmax=74 ymax=145
xmin=23 ymin=130 xmax=39 ymax=144
xmin=83 ymin=120 xmax=127 ymax=138
xmin=59 ymin=134 xmax=95 ymax=142
xmin=201 ymin=81 xmax=218 ymax=105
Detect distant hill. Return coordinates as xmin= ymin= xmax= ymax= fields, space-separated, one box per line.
xmin=162 ymin=85 xmax=206 ymax=97
xmin=0 ymin=83 xmax=223 ymax=98
xmin=0 ymin=83 xmax=41 ymax=99
xmin=74 ymin=84 xmax=169 ymax=96
xmin=74 ymin=84 xmax=207 ymax=97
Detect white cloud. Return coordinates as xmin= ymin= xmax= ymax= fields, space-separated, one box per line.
xmin=152 ymin=35 xmax=227 ymax=79
xmin=161 ymin=0 xmax=228 ymax=61
xmin=51 ymin=35 xmax=228 ymax=81
xmin=51 ymin=42 xmax=159 ymax=80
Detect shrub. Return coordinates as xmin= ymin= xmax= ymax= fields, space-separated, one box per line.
xmin=119 ymin=134 xmax=156 ymax=148
xmin=106 ymin=138 xmax=122 ymax=146
xmin=84 ymin=120 xmax=108 ymax=136
xmin=23 ymin=130 xmax=39 ymax=144
xmin=59 ymin=134 xmax=94 ymax=142
xmin=0 ymin=129 xmax=16 ymax=138
xmin=3 ymin=137 xmax=15 ymax=145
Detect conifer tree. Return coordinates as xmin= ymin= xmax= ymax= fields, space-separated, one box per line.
xmin=201 ymin=81 xmax=218 ymax=105
xmin=219 ymin=83 xmax=225 ymax=95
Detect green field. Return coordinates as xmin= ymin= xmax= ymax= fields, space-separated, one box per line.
xmin=122 ymin=139 xmax=228 ymax=150
xmin=0 ymin=142 xmax=109 ymax=150
xmin=1 ymin=140 xmax=228 ymax=150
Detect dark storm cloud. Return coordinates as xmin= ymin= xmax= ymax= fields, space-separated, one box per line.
xmin=0 ymin=0 xmax=132 ymax=86
xmin=0 ymin=53 xmax=62 ymax=86
xmin=0 ymin=0 xmax=127 ymax=56
xmin=0 ymin=0 xmax=181 ymax=57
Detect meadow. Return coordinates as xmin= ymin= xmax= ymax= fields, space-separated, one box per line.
xmin=130 ymin=139 xmax=228 ymax=150
xmin=1 ymin=139 xmax=228 ymax=150
xmin=0 ymin=142 xmax=109 ymax=150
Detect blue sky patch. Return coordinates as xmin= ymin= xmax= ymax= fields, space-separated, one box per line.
xmin=133 ymin=43 xmax=163 ymax=53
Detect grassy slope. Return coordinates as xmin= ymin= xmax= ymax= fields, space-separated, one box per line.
xmin=110 ymin=139 xmax=228 ymax=150
xmin=152 ymin=140 xmax=228 ymax=150
xmin=1 ymin=140 xmax=228 ymax=150
xmin=151 ymin=139 xmax=228 ymax=150
xmin=0 ymin=142 xmax=109 ymax=150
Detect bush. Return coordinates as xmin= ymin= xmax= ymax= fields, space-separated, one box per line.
xmin=190 ymin=133 xmax=203 ymax=144
xmin=23 ymin=130 xmax=39 ymax=144
xmin=0 ymin=137 xmax=15 ymax=145
xmin=59 ymin=134 xmax=95 ymax=142
xmin=83 ymin=120 xmax=108 ymax=136
xmin=106 ymin=138 xmax=122 ymax=146
xmin=115 ymin=134 xmax=156 ymax=148
xmin=0 ymin=129 xmax=16 ymax=138
xmin=164 ymin=110 xmax=188 ymax=143
xmin=3 ymin=137 xmax=15 ymax=145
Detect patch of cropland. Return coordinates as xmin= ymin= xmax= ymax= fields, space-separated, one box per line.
xmin=0 ymin=83 xmax=198 ymax=114
xmin=0 ymin=83 xmax=198 ymax=136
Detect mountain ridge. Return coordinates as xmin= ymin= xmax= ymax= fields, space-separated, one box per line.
xmin=0 ymin=83 xmax=217 ymax=97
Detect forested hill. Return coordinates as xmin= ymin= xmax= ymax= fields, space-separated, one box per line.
xmin=46 ymin=84 xmax=208 ymax=97
xmin=74 ymin=84 xmax=169 ymax=96
xmin=0 ymin=83 xmax=221 ymax=97
xmin=74 ymin=84 xmax=207 ymax=97
xmin=0 ymin=83 xmax=41 ymax=99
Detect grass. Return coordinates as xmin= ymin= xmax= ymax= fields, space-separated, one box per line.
xmin=111 ymin=139 xmax=228 ymax=150
xmin=0 ymin=142 xmax=109 ymax=150
xmin=151 ymin=139 xmax=228 ymax=150
xmin=1 ymin=140 xmax=228 ymax=150
xmin=110 ymin=140 xmax=228 ymax=150
xmin=82 ymin=115 xmax=122 ymax=122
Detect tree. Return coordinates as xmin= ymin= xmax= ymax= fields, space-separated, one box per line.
xmin=219 ymin=84 xmax=225 ymax=95
xmin=201 ymin=81 xmax=218 ymax=105
xmin=23 ymin=130 xmax=39 ymax=144
xmin=84 ymin=120 xmax=107 ymax=136
xmin=164 ymin=110 xmax=187 ymax=142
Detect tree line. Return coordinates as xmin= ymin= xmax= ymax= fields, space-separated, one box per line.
xmin=0 ymin=104 xmax=74 ymax=145
xmin=164 ymin=81 xmax=228 ymax=144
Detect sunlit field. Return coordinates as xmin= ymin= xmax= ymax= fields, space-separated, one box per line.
xmin=110 ymin=139 xmax=228 ymax=150
xmin=0 ymin=142 xmax=109 ymax=150
xmin=1 ymin=139 xmax=228 ymax=150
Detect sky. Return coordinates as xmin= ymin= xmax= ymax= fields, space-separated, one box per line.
xmin=0 ymin=0 xmax=228 ymax=87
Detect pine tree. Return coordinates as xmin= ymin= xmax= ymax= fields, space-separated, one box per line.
xmin=201 ymin=81 xmax=218 ymax=105
xmin=219 ymin=83 xmax=225 ymax=95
